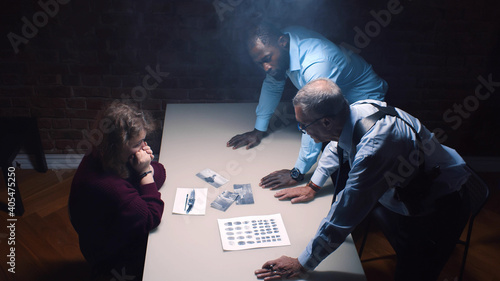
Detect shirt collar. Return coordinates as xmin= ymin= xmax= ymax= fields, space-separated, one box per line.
xmin=284 ymin=31 xmax=300 ymax=72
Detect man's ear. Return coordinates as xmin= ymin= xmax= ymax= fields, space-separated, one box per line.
xmin=278 ymin=35 xmax=289 ymax=49
xmin=322 ymin=117 xmax=333 ymax=129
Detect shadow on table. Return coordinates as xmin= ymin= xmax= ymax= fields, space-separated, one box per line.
xmin=313 ymin=183 xmax=335 ymax=200
xmin=301 ymin=270 xmax=367 ymax=281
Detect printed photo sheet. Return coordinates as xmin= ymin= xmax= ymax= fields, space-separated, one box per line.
xmin=217 ymin=214 xmax=291 ymax=251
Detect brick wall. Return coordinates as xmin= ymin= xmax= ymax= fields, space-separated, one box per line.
xmin=1 ymin=0 xmax=499 ymax=157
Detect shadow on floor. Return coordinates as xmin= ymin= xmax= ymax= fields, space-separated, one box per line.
xmin=35 ymin=260 xmax=91 ymax=281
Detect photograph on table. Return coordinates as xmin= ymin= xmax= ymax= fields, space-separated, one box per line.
xmin=210 ymin=190 xmax=239 ymax=212
xmin=234 ymin=183 xmax=255 ymax=205
xmin=196 ymin=168 xmax=229 ymax=188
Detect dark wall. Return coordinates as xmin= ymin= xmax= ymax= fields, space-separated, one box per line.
xmin=1 ymin=0 xmax=499 ymax=157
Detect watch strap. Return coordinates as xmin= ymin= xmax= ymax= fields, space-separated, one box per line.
xmin=139 ymin=170 xmax=153 ymax=179
xmin=307 ymin=181 xmax=321 ymax=192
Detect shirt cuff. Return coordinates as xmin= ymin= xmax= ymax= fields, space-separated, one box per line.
xmin=310 ymin=170 xmax=330 ymax=187
xmin=298 ymin=248 xmax=321 ymax=271
xmin=254 ymin=117 xmax=269 ymax=132
xmin=293 ymin=159 xmax=309 ymax=175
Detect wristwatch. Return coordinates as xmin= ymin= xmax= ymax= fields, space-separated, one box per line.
xmin=290 ymin=167 xmax=304 ymax=182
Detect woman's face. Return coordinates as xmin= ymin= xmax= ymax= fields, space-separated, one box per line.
xmin=120 ymin=129 xmax=147 ymax=163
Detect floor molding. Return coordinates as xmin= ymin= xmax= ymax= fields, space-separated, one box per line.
xmin=13 ymin=153 xmax=84 ymax=170
xmin=13 ymin=153 xmax=161 ymax=170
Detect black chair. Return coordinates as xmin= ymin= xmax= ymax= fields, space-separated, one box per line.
xmin=0 ymin=117 xmax=48 ymax=216
xmin=358 ymin=165 xmax=490 ymax=281
xmin=455 ymin=165 xmax=490 ymax=281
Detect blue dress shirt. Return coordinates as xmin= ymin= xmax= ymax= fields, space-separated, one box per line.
xmin=254 ymin=26 xmax=388 ymax=174
xmin=298 ymin=100 xmax=470 ymax=270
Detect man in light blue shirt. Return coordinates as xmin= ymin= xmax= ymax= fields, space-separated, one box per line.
xmin=227 ymin=22 xmax=388 ymax=191
xmin=255 ymin=79 xmax=470 ymax=281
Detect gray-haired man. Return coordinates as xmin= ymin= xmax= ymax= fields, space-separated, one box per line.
xmin=255 ymin=78 xmax=470 ymax=281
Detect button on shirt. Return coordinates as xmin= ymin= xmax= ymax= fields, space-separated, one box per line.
xmin=254 ymin=26 xmax=388 ymax=174
xmin=298 ymin=100 xmax=470 ymax=270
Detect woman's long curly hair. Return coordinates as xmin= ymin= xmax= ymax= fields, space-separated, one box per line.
xmin=91 ymin=101 xmax=156 ymax=178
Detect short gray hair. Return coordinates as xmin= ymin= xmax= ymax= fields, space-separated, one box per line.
xmin=293 ymin=78 xmax=349 ymax=119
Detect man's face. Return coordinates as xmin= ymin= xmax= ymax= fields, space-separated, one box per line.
xmin=295 ymin=106 xmax=344 ymax=143
xmin=249 ymin=37 xmax=289 ymax=81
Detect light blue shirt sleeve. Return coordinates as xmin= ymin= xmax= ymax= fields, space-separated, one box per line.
xmin=309 ymin=141 xmax=341 ymax=187
xmin=293 ymin=134 xmax=323 ymax=174
xmin=293 ymin=61 xmax=344 ymax=174
xmin=254 ymin=74 xmax=286 ymax=132
xmin=255 ymin=60 xmax=343 ymax=174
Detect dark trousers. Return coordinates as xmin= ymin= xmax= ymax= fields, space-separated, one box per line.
xmin=371 ymin=189 xmax=470 ymax=281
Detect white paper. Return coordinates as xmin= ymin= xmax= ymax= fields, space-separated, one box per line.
xmin=172 ymin=188 xmax=208 ymax=215
xmin=196 ymin=168 xmax=229 ymax=188
xmin=217 ymin=214 xmax=291 ymax=251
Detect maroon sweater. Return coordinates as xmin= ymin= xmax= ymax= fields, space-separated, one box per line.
xmin=69 ymin=152 xmax=165 ymax=276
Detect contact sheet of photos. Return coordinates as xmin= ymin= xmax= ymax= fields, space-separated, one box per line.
xmin=217 ymin=214 xmax=291 ymax=251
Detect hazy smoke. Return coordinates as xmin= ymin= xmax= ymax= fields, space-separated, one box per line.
xmin=212 ymin=0 xmax=342 ymax=71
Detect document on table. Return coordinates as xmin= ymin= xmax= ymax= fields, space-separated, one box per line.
xmin=172 ymin=188 xmax=208 ymax=215
xmin=217 ymin=214 xmax=291 ymax=251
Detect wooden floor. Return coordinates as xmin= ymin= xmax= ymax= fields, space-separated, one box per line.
xmin=0 ymin=168 xmax=499 ymax=281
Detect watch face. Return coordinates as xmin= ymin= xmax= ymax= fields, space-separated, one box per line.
xmin=291 ymin=168 xmax=300 ymax=179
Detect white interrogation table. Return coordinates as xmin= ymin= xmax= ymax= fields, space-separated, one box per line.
xmin=143 ymin=103 xmax=366 ymax=281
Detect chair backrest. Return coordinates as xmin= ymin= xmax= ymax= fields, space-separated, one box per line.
xmin=463 ymin=165 xmax=490 ymax=219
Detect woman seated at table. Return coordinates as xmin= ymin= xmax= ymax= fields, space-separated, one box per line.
xmin=69 ymin=101 xmax=166 ymax=280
